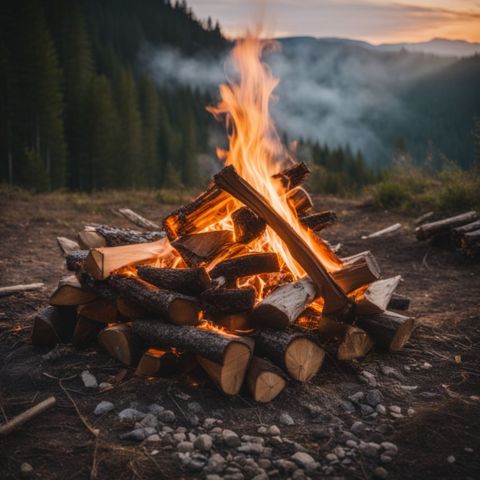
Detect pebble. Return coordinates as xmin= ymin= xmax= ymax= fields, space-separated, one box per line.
xmin=380 ymin=454 xmax=392 ymax=463
xmin=360 ymin=442 xmax=380 ymax=458
xmin=120 ymin=427 xmax=156 ymax=441
xmin=148 ymin=403 xmax=164 ymax=415
xmin=279 ymin=412 xmax=295 ymax=426
xmin=252 ymin=472 xmax=269 ymax=480
xmin=94 ymin=401 xmax=114 ymax=415
xmin=268 ymin=425 xmax=281 ymax=436
xmin=194 ymin=434 xmax=213 ymax=451
xmin=205 ymin=453 xmax=226 ymax=474
xmin=366 ymin=389 xmax=383 ymax=407
xmin=20 ymin=463 xmax=33 ymax=477
xmin=389 ymin=405 xmax=401 ymax=414
xmin=173 ymin=432 xmax=186 ymax=443
xmin=376 ymin=404 xmax=387 ymax=415
xmin=407 ymin=408 xmax=415 ymax=416
xmin=273 ymin=459 xmax=297 ymax=473
xmin=465 ymin=447 xmax=474 ymax=453
xmin=138 ymin=413 xmax=158 ymax=428
xmin=238 ymin=443 xmax=264 ymax=455
xmin=349 ymin=391 xmax=365 ymax=403
xmin=257 ymin=426 xmax=267 ymax=434
xmin=222 ymin=429 xmax=241 ymax=447
xmin=241 ymin=435 xmax=264 ymax=445
xmin=360 ymin=371 xmax=377 ymax=387
xmin=334 ymin=446 xmax=346 ymax=458
xmin=311 ymin=426 xmax=330 ymax=439
xmin=326 ymin=453 xmax=338 ymax=462
xmin=206 ymin=476 xmax=222 ymax=480
xmin=203 ymin=417 xmax=218 ymax=429
xmin=98 ymin=382 xmax=113 ymax=391
xmin=340 ymin=400 xmax=356 ymax=413
xmin=118 ymin=408 xmax=146 ymax=422
xmin=158 ymin=410 xmax=176 ymax=423
xmin=177 ymin=441 xmax=194 ymax=452
xmin=291 ymin=452 xmax=315 ymax=469
xmin=188 ymin=414 xmax=200 ymax=427
xmin=346 ymin=440 xmax=358 ymax=448
xmin=187 ymin=402 xmax=203 ymax=413
xmin=447 ymin=455 xmax=456 ymax=464
xmin=422 ymin=362 xmax=432 ymax=369
xmin=224 ymin=474 xmax=244 ymax=480
xmin=374 ymin=466 xmax=389 ymax=479
xmin=80 ymin=370 xmax=97 ymax=388
xmin=146 ymin=434 xmax=161 ymax=442
xmin=381 ymin=442 xmax=398 ymax=456
xmin=269 ymin=435 xmax=283 ymax=446
xmin=351 ymin=421 xmax=366 ymax=434
xmin=258 ymin=459 xmax=272 ymax=470
xmin=360 ymin=404 xmax=375 ymax=416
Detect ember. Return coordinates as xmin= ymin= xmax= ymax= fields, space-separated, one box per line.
xmin=32 ymin=34 xmax=415 ymax=403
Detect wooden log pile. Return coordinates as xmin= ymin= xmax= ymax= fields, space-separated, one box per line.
xmin=31 ymin=163 xmax=416 ymax=403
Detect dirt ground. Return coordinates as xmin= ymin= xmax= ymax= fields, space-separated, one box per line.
xmin=0 ymin=189 xmax=479 ymax=480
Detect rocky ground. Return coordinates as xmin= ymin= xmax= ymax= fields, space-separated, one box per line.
xmin=1 ymin=189 xmax=479 ymax=480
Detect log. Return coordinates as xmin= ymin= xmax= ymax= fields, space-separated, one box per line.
xmin=209 ymin=313 xmax=252 ymax=332
xmin=300 ymin=211 xmax=337 ymax=232
xmin=353 ymin=276 xmax=402 ymax=315
xmin=116 ymin=297 xmax=146 ymax=319
xmin=118 ymin=208 xmax=161 ymax=230
xmin=332 ymin=251 xmax=381 ymax=293
xmin=362 ymin=223 xmax=402 ymax=239
xmin=135 ymin=348 xmax=184 ymax=377
xmin=231 ymin=207 xmax=266 ymax=244
xmin=209 ymin=253 xmax=280 ymax=281
xmin=253 ymin=329 xmax=325 ymax=382
xmin=286 ymin=187 xmax=313 ymax=216
xmin=171 ymin=230 xmax=234 ymax=267
xmin=84 ymin=225 xmax=166 ymax=247
xmin=66 ymin=250 xmax=89 ymax=271
xmin=415 ymin=211 xmax=478 ymax=240
xmin=414 ymin=211 xmax=434 ymax=226
xmin=132 ymin=320 xmax=254 ymax=365
xmin=98 ymin=323 xmax=141 ymax=366
xmin=460 ymin=229 xmax=480 ymax=255
xmin=77 ymin=299 xmax=125 ymax=324
xmin=250 ymin=279 xmax=316 ymax=329
xmin=31 ymin=306 xmax=77 ymax=347
xmin=200 ymin=287 xmax=256 ymax=316
xmin=356 ymin=311 xmax=415 ymax=351
xmin=451 ymin=220 xmax=480 ymax=246
xmin=0 ymin=283 xmax=44 ymax=298
xmin=136 ymin=265 xmax=211 ymax=295
xmin=271 ymin=162 xmax=310 ymax=190
xmin=84 ymin=238 xmax=172 ymax=280
xmin=387 ymin=293 xmax=410 ymax=311
xmin=78 ymin=230 xmax=107 ymax=249
xmin=49 ymin=276 xmax=97 ymax=306
xmin=246 ymin=357 xmax=288 ymax=403
xmin=56 ymin=237 xmax=80 ymax=255
xmin=338 ymin=326 xmax=374 ymax=360
xmin=109 ymin=275 xmax=200 ymax=325
xmin=0 ymin=396 xmax=56 ymax=436
xmin=72 ymin=316 xmax=103 ymax=349
xmin=214 ymin=165 xmax=349 ymax=314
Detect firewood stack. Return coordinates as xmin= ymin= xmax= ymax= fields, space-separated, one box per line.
xmin=32 ymin=162 xmax=416 ymax=403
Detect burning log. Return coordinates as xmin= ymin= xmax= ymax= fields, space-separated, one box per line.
xmin=451 ymin=220 xmax=480 ymax=246
xmin=109 ymin=275 xmax=200 ymax=325
xmin=353 ymin=276 xmax=402 ymax=315
xmin=253 ymin=328 xmax=325 ymax=382
xmin=136 ymin=265 xmax=211 ymax=295
xmin=0 ymin=283 xmax=44 ymax=298
xmin=231 ymin=207 xmax=266 ymax=243
xmin=201 ymin=287 xmax=256 ymax=316
xmin=135 ymin=348 xmax=184 ymax=377
xmin=356 ymin=311 xmax=415 ymax=351
xmin=214 ymin=165 xmax=350 ymax=314
xmin=84 ymin=238 xmax=171 ymax=280
xmin=31 ymin=306 xmax=77 ymax=347
xmin=415 ymin=211 xmax=478 ymax=240
xmin=210 ymin=313 xmax=252 ymax=332
xmin=387 ymin=293 xmax=410 ymax=311
xmin=49 ymin=276 xmax=97 ymax=306
xmin=116 ymin=297 xmax=146 ymax=318
xmin=77 ymin=298 xmax=125 ymax=324
xmin=66 ymin=250 xmax=89 ymax=271
xmin=98 ymin=323 xmax=141 ymax=365
xmin=271 ymin=162 xmax=310 ymax=190
xmin=332 ymin=251 xmax=381 ymax=293
xmin=250 ymin=279 xmax=316 ymax=329
xmin=56 ymin=237 xmax=80 ymax=255
xmin=209 ymin=253 xmax=280 ymax=281
xmin=72 ymin=316 xmax=103 ymax=348
xmin=172 ymin=230 xmax=234 ymax=267
xmin=286 ymin=187 xmax=313 ymax=216
xmin=118 ymin=208 xmax=161 ymax=230
xmin=83 ymin=225 xmax=166 ymax=247
xmin=300 ymin=211 xmax=337 ymax=232
xmin=246 ymin=357 xmax=288 ymax=403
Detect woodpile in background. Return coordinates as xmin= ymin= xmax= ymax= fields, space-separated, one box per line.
xmin=31 ymin=162 xmax=415 ymax=403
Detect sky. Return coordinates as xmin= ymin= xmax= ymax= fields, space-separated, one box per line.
xmin=186 ymin=0 xmax=480 ymax=44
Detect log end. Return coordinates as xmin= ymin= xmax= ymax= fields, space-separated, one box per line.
xmin=285 ymin=337 xmax=325 ymax=382
xmin=250 ymin=304 xmax=289 ymax=329
xmin=337 ymin=326 xmax=374 ymax=361
xmin=390 ymin=317 xmax=416 ymax=351
xmin=168 ymin=298 xmax=201 ymax=326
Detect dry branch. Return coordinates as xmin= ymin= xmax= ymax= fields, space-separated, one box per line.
xmin=362 ymin=223 xmax=402 ymax=239
xmin=0 ymin=283 xmax=44 ymax=298
xmin=118 ymin=208 xmax=161 ymax=230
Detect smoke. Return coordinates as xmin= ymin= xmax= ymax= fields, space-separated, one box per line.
xmin=144 ymin=40 xmax=449 ymax=164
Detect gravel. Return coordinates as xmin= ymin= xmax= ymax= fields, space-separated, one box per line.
xmin=366 ymin=389 xmax=383 ymax=407
xmin=177 ymin=441 xmax=194 ymax=453
xmin=194 ymin=434 xmax=213 ymax=452
xmin=120 ymin=427 xmax=156 ymax=441
xmin=238 ymin=443 xmax=264 ymax=455
xmin=268 ymin=425 xmax=281 ymax=436
xmin=374 ymin=466 xmax=389 ymax=479
xmin=118 ymin=408 xmax=146 ymax=422
xmin=158 ymin=409 xmax=176 ymax=423
xmin=351 ymin=421 xmax=366 ymax=434
xmin=279 ymin=412 xmax=295 ymax=426
xmin=94 ymin=401 xmax=114 ymax=415
xmin=291 ymin=452 xmax=315 ymax=469
xmin=80 ymin=370 xmax=97 ymax=388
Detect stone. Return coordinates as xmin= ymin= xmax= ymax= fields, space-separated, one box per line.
xmin=206 ymin=476 xmax=222 ymax=480
xmin=340 ymin=400 xmax=356 ymax=413
xmin=465 ymin=447 xmax=474 ymax=453
xmin=205 ymin=453 xmax=226 ymax=474
xmin=366 ymin=390 xmax=383 ymax=407
xmin=360 ymin=442 xmax=380 ymax=458
xmin=269 ymin=436 xmax=283 ymax=446
xmin=148 ymin=403 xmax=164 ymax=415
xmin=146 ymin=434 xmax=161 ymax=442
xmin=447 ymin=455 xmax=456 ymax=464
xmin=158 ymin=409 xmax=176 ymax=423
xmin=422 ymin=362 xmax=432 ymax=369
xmin=360 ymin=371 xmax=377 ymax=387
xmin=187 ymin=401 xmax=203 ymax=413
xmin=325 ymin=453 xmax=337 ymax=462
xmin=203 ymin=418 xmax=218 ymax=429
xmin=162 ymin=426 xmax=173 ymax=433
xmin=257 ymin=426 xmax=267 ymax=434
xmin=120 ymin=427 xmax=156 ymax=441
xmin=224 ymin=474 xmax=244 ymax=480
xmin=279 ymin=412 xmax=294 ymax=426
xmin=381 ymin=442 xmax=398 ymax=456
xmin=20 ymin=463 xmax=33 ymax=477
xmin=407 ymin=408 xmax=415 ymax=416
xmin=389 ymin=405 xmax=401 ymax=414
xmin=241 ymin=435 xmax=264 ymax=445
xmin=346 ymin=440 xmax=358 ymax=448
xmin=188 ymin=414 xmax=200 ymax=427
xmin=94 ymin=401 xmax=114 ymax=415
xmin=380 ymin=454 xmax=392 ymax=464
xmin=268 ymin=425 xmax=281 ymax=436
xmin=173 ymin=432 xmax=187 ymax=443
xmin=258 ymin=459 xmax=272 ymax=469
xmin=238 ymin=443 xmax=264 ymax=455
xmin=291 ymin=469 xmax=306 ymax=480
xmin=351 ymin=421 xmax=366 ymax=434
xmin=118 ymin=408 xmax=146 ymax=422
xmin=194 ymin=434 xmax=213 ymax=452
xmin=293 ymin=442 xmax=307 ymax=452
xmin=334 ymin=446 xmax=346 ymax=458
xmin=252 ymin=473 xmax=268 ymax=480
xmin=98 ymin=382 xmax=113 ymax=391
xmin=376 ymin=404 xmax=387 ymax=415
xmin=374 ymin=466 xmax=388 ymax=479
xmin=349 ymin=391 xmax=365 ymax=403
xmin=80 ymin=370 xmax=97 ymax=388
xmin=273 ymin=459 xmax=297 ymax=473
xmin=223 ymin=429 xmax=241 ymax=447
xmin=311 ymin=426 xmax=330 ymax=439
xmin=138 ymin=413 xmax=158 ymax=428
xmin=360 ymin=404 xmax=375 ymax=416
xmin=177 ymin=441 xmax=194 ymax=453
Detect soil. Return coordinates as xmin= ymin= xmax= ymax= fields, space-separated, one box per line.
xmin=0 ymin=190 xmax=479 ymax=480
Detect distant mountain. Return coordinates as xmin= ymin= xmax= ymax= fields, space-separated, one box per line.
xmin=377 ymin=38 xmax=480 ymax=58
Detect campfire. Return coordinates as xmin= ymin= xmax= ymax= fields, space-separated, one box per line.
xmin=32 ymin=35 xmax=415 ymax=403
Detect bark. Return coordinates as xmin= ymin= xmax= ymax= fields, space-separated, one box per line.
xmin=231 ymin=207 xmax=266 ymax=244
xmin=300 ymin=211 xmax=337 ymax=232
xmin=200 ymin=287 xmax=256 ymax=316
xmin=387 ymin=293 xmax=410 ymax=311
xmin=31 ymin=306 xmax=77 ymax=347
xmin=286 ymin=187 xmax=313 ymax=216
xmin=415 ymin=211 xmax=478 ymax=240
xmin=86 ymin=225 xmax=166 ymax=247
xmin=209 ymin=253 xmax=280 ymax=281
xmin=66 ymin=250 xmax=89 ymax=271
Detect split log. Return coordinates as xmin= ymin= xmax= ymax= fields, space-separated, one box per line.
xmin=353 ymin=276 xmax=402 ymax=315
xmin=0 ymin=396 xmax=56 ymax=436
xmin=50 ymin=276 xmax=97 ymax=306
xmin=77 ymin=299 xmax=125 ymax=324
xmin=250 ymin=279 xmax=316 ymax=329
xmin=231 ymin=207 xmax=266 ymax=243
xmin=136 ymin=265 xmax=211 ymax=295
xmin=300 ymin=211 xmax=337 ymax=232
xmin=98 ymin=323 xmax=141 ymax=366
xmin=200 ymin=287 xmax=256 ymax=316
xmin=78 ymin=230 xmax=107 ymax=249
xmin=31 ymin=306 xmax=77 ymax=347
xmin=253 ymin=328 xmax=324 ymax=382
xmin=0 ymin=283 xmax=44 ymax=298
xmin=209 ymin=253 xmax=280 ymax=281
xmin=56 ymin=237 xmax=80 ymax=255
xmin=387 ymin=293 xmax=410 ymax=311
xmin=451 ymin=220 xmax=480 ymax=246
xmin=84 ymin=238 xmax=172 ymax=280
xmin=362 ymin=223 xmax=402 ymax=239
xmin=271 ymin=162 xmax=310 ymax=190
xmin=66 ymin=250 xmax=89 ymax=271
xmin=135 ymin=348 xmax=184 ymax=377
xmin=84 ymin=225 xmax=166 ymax=247
xmin=209 ymin=313 xmax=252 ymax=332
xmin=286 ymin=187 xmax=313 ymax=216
xmin=109 ymin=275 xmax=200 ymax=325
xmin=214 ymin=165 xmax=349 ymax=314
xmin=118 ymin=208 xmax=161 ymax=230
xmin=356 ymin=311 xmax=415 ymax=351
xmin=415 ymin=211 xmax=478 ymax=240
xmin=171 ymin=230 xmax=234 ymax=267
xmin=72 ymin=316 xmax=103 ymax=349
xmin=246 ymin=357 xmax=288 ymax=403
xmin=332 ymin=251 xmax=381 ymax=293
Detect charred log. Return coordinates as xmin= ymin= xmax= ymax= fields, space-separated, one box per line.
xmin=209 ymin=253 xmax=280 ymax=281
xmin=231 ymin=207 xmax=266 ymax=244
xmin=286 ymin=187 xmax=313 ymax=216
xmin=300 ymin=211 xmax=337 ymax=232
xmin=200 ymin=287 xmax=256 ymax=316
xmin=66 ymin=250 xmax=89 ymax=271
xmin=31 ymin=306 xmax=77 ymax=348
xmin=387 ymin=293 xmax=410 ymax=311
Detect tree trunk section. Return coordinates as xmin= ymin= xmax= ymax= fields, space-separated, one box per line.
xmin=209 ymin=253 xmax=280 ymax=281
xmin=200 ymin=287 xmax=256 ymax=316
xmin=31 ymin=306 xmax=77 ymax=348
xmin=98 ymin=323 xmax=141 ymax=366
xmin=246 ymin=356 xmax=288 ymax=403
xmin=415 ymin=211 xmax=478 ymax=240
xmin=231 ymin=207 xmax=266 ymax=244
xmin=300 ymin=211 xmax=337 ymax=232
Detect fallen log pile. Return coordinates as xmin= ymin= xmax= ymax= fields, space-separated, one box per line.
xmin=31 ymin=162 xmax=415 ymax=403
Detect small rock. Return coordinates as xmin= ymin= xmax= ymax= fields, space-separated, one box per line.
xmin=222 ymin=429 xmax=241 ymax=447
xmin=173 ymin=432 xmax=186 ymax=443
xmin=158 ymin=410 xmax=176 ymax=423
xmin=360 ymin=404 xmax=375 ymax=416
xmin=389 ymin=405 xmax=401 ymax=414
xmin=120 ymin=427 xmax=156 ymax=441
xmin=194 ymin=434 xmax=213 ymax=451
xmin=380 ymin=454 xmax=392 ymax=463
xmin=188 ymin=414 xmax=200 ymax=427
xmin=258 ymin=459 xmax=271 ymax=469
xmin=325 ymin=453 xmax=338 ymax=462
xmin=311 ymin=426 xmax=330 ymax=439
xmin=238 ymin=443 xmax=264 ymax=455
xmin=20 ymin=463 xmax=33 ymax=477
xmin=257 ymin=426 xmax=267 ymax=434
xmin=465 ymin=447 xmax=474 ymax=453
xmin=203 ymin=417 xmax=218 ymax=429
xmin=241 ymin=435 xmax=264 ymax=444
xmin=407 ymin=408 xmax=415 ymax=416
xmin=80 ymin=370 xmax=97 ymax=388
xmin=177 ymin=441 xmax=194 ymax=452
xmin=374 ymin=466 xmax=388 ymax=479
xmin=291 ymin=470 xmax=305 ymax=480
xmin=138 ymin=413 xmax=158 ymax=428
xmin=118 ymin=408 xmax=146 ymax=422
xmin=360 ymin=371 xmax=377 ymax=387
xmin=340 ymin=400 xmax=356 ymax=413
xmin=268 ymin=425 xmax=281 ymax=436
xmin=206 ymin=476 xmax=222 ymax=480
xmin=447 ymin=455 xmax=456 ymax=464
xmin=366 ymin=389 xmax=383 ymax=407
xmin=148 ymin=403 xmax=164 ymax=415
xmin=187 ymin=401 xmax=203 ymax=413
xmin=346 ymin=439 xmax=358 ymax=448
xmin=98 ymin=382 xmax=113 ymax=392
xmin=351 ymin=421 xmax=366 ymax=434
xmin=291 ymin=452 xmax=315 ymax=469
xmin=94 ymin=401 xmax=114 ymax=415
xmin=279 ymin=412 xmax=294 ymax=426
xmin=381 ymin=442 xmax=398 ymax=456
xmin=334 ymin=446 xmax=346 ymax=459
xmin=205 ymin=453 xmax=226 ymax=474
xmin=349 ymin=391 xmax=365 ymax=403
xmin=273 ymin=459 xmax=297 ymax=473
xmin=376 ymin=404 xmax=387 ymax=415
xmin=422 ymin=362 xmax=432 ymax=369
xmin=360 ymin=442 xmax=380 ymax=458
xmin=146 ymin=434 xmax=161 ymax=442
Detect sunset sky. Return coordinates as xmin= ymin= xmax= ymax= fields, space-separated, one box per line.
xmin=187 ymin=0 xmax=480 ymax=43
